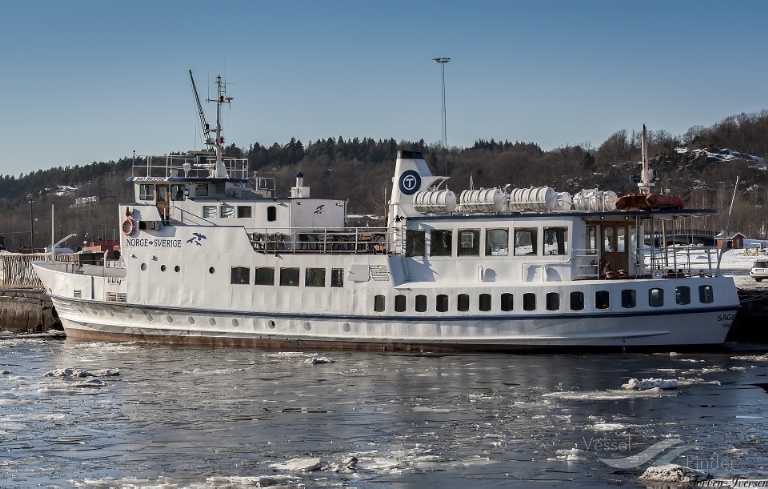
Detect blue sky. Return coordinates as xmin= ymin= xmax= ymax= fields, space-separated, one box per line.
xmin=1 ymin=0 xmax=766 ymax=176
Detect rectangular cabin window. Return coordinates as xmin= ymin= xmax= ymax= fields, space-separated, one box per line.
xmin=195 ymin=183 xmax=209 ymax=197
xmin=649 ymin=288 xmax=664 ymax=307
xmin=430 ymin=230 xmax=453 ymax=257
xmin=395 ymin=294 xmax=407 ymax=312
xmin=330 ymin=268 xmax=344 ymax=287
xmin=595 ymin=290 xmax=610 ymax=309
xmin=544 ymin=227 xmax=568 ymax=255
xmin=699 ymin=285 xmax=714 ymax=304
xmin=486 ymin=228 xmax=509 ymax=256
xmin=305 ymin=268 xmax=326 ymax=287
xmin=415 ymin=295 xmax=427 ymax=312
xmin=546 ymin=292 xmax=560 ymax=311
xmin=139 ymin=184 xmax=155 ymax=201
xmin=617 ymin=227 xmax=627 ymax=253
xmin=514 ymin=228 xmax=538 ymax=256
xmin=254 ymin=267 xmax=275 ymax=286
xmin=458 ymin=294 xmax=470 ymax=312
xmin=523 ymin=293 xmax=536 ymax=311
xmin=374 ymin=295 xmax=386 ymax=312
xmin=570 ymin=291 xmax=584 ymax=311
xmin=230 ymin=266 xmax=250 ymax=285
xmin=237 ymin=206 xmax=253 ymax=218
xmin=621 ymin=289 xmax=636 ymax=308
xmin=603 ymin=227 xmax=614 ymax=253
xmin=457 ymin=230 xmax=480 ymax=256
xmin=675 ymin=286 xmax=691 ymax=305
xmin=479 ymin=294 xmax=492 ymax=311
xmin=220 ymin=204 xmax=234 ymax=218
xmin=267 ymin=206 xmax=277 ymax=222
xmin=279 ymin=267 xmax=300 ymax=286
xmin=203 ymin=205 xmax=217 ymax=218
xmin=405 ymin=230 xmax=426 ymax=257
xmin=170 ymin=184 xmax=185 ymax=201
xmin=436 ymin=294 xmax=449 ymax=312
xmin=501 ymin=293 xmax=514 ymax=311
xmin=587 ymin=226 xmax=597 ymax=254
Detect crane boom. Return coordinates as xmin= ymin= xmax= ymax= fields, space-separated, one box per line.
xmin=189 ymin=70 xmax=211 ymax=143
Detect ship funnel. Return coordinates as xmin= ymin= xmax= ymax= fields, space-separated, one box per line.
xmin=388 ymin=150 xmax=449 ymax=226
xmin=290 ymin=171 xmax=310 ymax=198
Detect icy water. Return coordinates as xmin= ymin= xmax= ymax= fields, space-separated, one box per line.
xmin=3 ymin=339 xmax=768 ymax=488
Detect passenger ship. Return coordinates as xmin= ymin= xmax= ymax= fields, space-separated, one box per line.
xmin=33 ymin=77 xmax=740 ymax=351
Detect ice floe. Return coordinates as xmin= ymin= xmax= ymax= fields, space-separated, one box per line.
xmin=638 ymin=463 xmax=709 ymax=483
xmin=622 ymin=378 xmax=678 ymax=390
xmin=43 ymin=368 xmax=120 ymax=378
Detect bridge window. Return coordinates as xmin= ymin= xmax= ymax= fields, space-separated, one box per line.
xmin=675 ymin=286 xmax=691 ymax=305
xmin=430 ymin=230 xmax=453 ymax=257
xmin=479 ymin=294 xmax=492 ymax=311
xmin=331 ymin=268 xmax=344 ymax=287
xmin=501 ymin=293 xmax=514 ymax=311
xmin=486 ymin=229 xmax=509 ymax=256
xmin=230 ymin=266 xmax=250 ymax=285
xmin=415 ymin=295 xmax=427 ymax=312
xmin=649 ymin=288 xmax=664 ymax=307
xmin=436 ymin=294 xmax=449 ymax=312
xmin=279 ymin=267 xmax=300 ymax=286
xmin=546 ymin=292 xmax=560 ymax=311
xmin=374 ymin=295 xmax=386 ymax=312
xmin=237 ymin=206 xmax=253 ymax=218
xmin=458 ymin=294 xmax=470 ymax=311
xmin=621 ymin=289 xmax=636 ymax=308
xmin=395 ymin=294 xmax=407 ymax=312
xmin=570 ymin=291 xmax=584 ymax=311
xmin=195 ymin=183 xmax=209 ymax=197
xmin=255 ymin=267 xmax=275 ymax=285
xmin=405 ymin=230 xmax=426 ymax=257
xmin=523 ymin=293 xmax=536 ymax=311
xmin=544 ymin=227 xmax=568 ymax=255
xmin=595 ymin=290 xmax=610 ymax=309
xmin=514 ymin=228 xmax=538 ymax=256
xmin=699 ymin=285 xmax=714 ymax=304
xmin=139 ymin=184 xmax=155 ymax=201
xmin=458 ymin=229 xmax=480 ymax=256
xmin=170 ymin=184 xmax=185 ymax=201
xmin=305 ymin=268 xmax=326 ymax=287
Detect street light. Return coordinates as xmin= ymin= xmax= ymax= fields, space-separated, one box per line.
xmin=433 ymin=57 xmax=451 ymax=148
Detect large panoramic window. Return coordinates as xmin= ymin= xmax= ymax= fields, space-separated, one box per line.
xmin=486 ymin=228 xmax=509 ymax=256
xmin=279 ymin=267 xmax=300 ymax=286
xmin=230 ymin=266 xmax=250 ymax=285
xmin=544 ymin=227 xmax=568 ymax=255
xmin=405 ymin=230 xmax=426 ymax=257
xmin=457 ymin=230 xmax=480 ymax=256
xmin=514 ymin=228 xmax=538 ymax=256
xmin=305 ymin=268 xmax=326 ymax=287
xmin=254 ymin=267 xmax=275 ymax=286
xmin=430 ymin=230 xmax=453 ymax=257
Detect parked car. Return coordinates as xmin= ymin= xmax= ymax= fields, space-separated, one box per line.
xmin=750 ymin=260 xmax=768 ymax=282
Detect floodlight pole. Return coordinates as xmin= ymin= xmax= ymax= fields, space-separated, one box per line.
xmin=433 ymin=57 xmax=451 ymax=148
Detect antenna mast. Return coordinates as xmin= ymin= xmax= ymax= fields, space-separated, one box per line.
xmin=188 ymin=70 xmax=233 ymax=178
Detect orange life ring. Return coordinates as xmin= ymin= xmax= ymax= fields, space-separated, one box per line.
xmin=121 ymin=218 xmax=136 ymax=236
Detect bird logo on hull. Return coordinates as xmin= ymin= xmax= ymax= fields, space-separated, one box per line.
xmin=187 ymin=232 xmax=207 ymax=246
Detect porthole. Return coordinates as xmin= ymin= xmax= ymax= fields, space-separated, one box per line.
xmin=304 ymin=322 xmax=311 ymax=331
xmin=108 ymin=310 xmax=115 ymax=317
xmin=188 ymin=317 xmax=195 ymax=324
xmin=343 ymin=323 xmax=351 ymax=332
xmin=268 ymin=320 xmax=276 ymax=329
xmin=232 ymin=318 xmax=239 ymax=327
xmin=126 ymin=313 xmax=133 ymax=319
xmin=209 ymin=318 xmax=216 ymax=326
xmin=166 ymin=315 xmax=173 ymax=323
xmin=141 ymin=263 xmax=147 ymax=271
xmin=209 ymin=267 xmax=215 ymax=274
xmin=174 ymin=265 xmax=180 ymax=273
xmin=160 ymin=265 xmax=166 ymax=272
xmin=146 ymin=313 xmax=154 ymax=321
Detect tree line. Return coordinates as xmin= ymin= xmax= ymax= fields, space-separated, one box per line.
xmin=1 ymin=110 xmax=767 ymax=251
